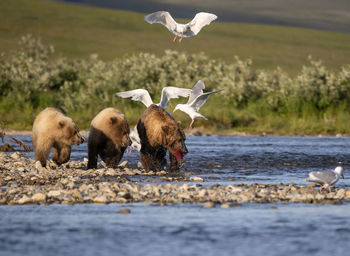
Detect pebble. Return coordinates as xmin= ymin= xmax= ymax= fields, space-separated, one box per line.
xmin=10 ymin=152 xmax=20 ymax=160
xmin=190 ymin=177 xmax=204 ymax=182
xmin=35 ymin=161 xmax=42 ymax=169
xmin=32 ymin=193 xmax=46 ymax=202
xmin=204 ymin=202 xmax=215 ymax=208
xmin=118 ymin=161 xmax=128 ymax=167
xmin=117 ymin=208 xmax=131 ymax=214
xmin=93 ymin=195 xmax=108 ymax=204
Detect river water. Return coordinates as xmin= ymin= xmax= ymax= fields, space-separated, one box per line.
xmin=1 ymin=135 xmax=350 ymax=255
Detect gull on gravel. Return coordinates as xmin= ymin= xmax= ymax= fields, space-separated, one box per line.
xmin=305 ymin=166 xmax=344 ymax=192
xmin=173 ymin=80 xmax=222 ymax=129
xmin=144 ymin=11 xmax=217 ymax=42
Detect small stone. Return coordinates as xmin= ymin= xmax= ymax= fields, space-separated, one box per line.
xmin=117 ymin=208 xmax=131 ymax=214
xmin=71 ymin=190 xmax=83 ymax=200
xmin=198 ymin=189 xmax=208 ymax=197
xmin=204 ymin=202 xmax=215 ymax=208
xmin=335 ymin=189 xmax=346 ymax=199
xmin=93 ymin=195 xmax=108 ymax=204
xmin=10 ymin=152 xmax=20 ymax=160
xmin=18 ymin=195 xmax=31 ymax=204
xmin=190 ymin=177 xmax=204 ymax=182
xmin=137 ymin=162 xmax=143 ymax=168
xmin=345 ymin=190 xmax=350 ymax=199
xmin=83 ymin=158 xmax=88 ymax=162
xmin=48 ymin=190 xmax=61 ymax=197
xmin=116 ymin=197 xmax=128 ymax=203
xmin=107 ymin=169 xmax=119 ymax=176
xmin=118 ymin=161 xmax=128 ymax=167
xmin=32 ymin=193 xmax=46 ymax=202
xmin=35 ymin=161 xmax=43 ymax=169
xmin=220 ymin=203 xmax=230 ymax=208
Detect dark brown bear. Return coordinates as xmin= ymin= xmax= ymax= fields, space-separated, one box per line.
xmin=32 ymin=107 xmax=85 ymax=167
xmin=137 ymin=104 xmax=188 ymax=172
xmin=88 ymin=108 xmax=131 ymax=169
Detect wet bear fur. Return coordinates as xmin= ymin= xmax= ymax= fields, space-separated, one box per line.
xmin=88 ymin=108 xmax=131 ymax=169
xmin=137 ymin=104 xmax=188 ymax=172
xmin=32 ymin=107 xmax=85 ymax=167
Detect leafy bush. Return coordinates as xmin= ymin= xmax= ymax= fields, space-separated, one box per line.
xmin=1 ymin=35 xmax=349 ymax=134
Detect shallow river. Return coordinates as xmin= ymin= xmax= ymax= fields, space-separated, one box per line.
xmin=1 ymin=136 xmax=350 ymax=255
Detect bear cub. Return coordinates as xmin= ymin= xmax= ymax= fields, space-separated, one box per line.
xmin=32 ymin=107 xmax=85 ymax=167
xmin=88 ymin=108 xmax=131 ymax=169
xmin=137 ymin=104 xmax=188 ymax=172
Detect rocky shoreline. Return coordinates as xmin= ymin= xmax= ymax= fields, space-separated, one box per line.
xmin=1 ymin=152 xmax=350 ymax=206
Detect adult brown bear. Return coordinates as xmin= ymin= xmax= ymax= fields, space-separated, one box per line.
xmin=87 ymin=108 xmax=131 ymax=169
xmin=137 ymin=104 xmax=188 ymax=172
xmin=32 ymin=107 xmax=85 ymax=167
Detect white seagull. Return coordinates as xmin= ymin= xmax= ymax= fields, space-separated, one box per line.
xmin=305 ymin=166 xmax=344 ymax=192
xmin=173 ymin=80 xmax=222 ymax=129
xmin=117 ymin=87 xmax=192 ymax=153
xmin=144 ymin=11 xmax=217 ymax=42
xmin=116 ymin=87 xmax=192 ymax=109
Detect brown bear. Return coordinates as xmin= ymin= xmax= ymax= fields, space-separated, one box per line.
xmin=87 ymin=108 xmax=131 ymax=169
xmin=137 ymin=104 xmax=188 ymax=172
xmin=32 ymin=107 xmax=85 ymax=167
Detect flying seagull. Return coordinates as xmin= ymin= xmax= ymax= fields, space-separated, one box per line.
xmin=116 ymin=87 xmax=192 ymax=109
xmin=173 ymin=80 xmax=222 ymax=129
xmin=305 ymin=166 xmax=344 ymax=192
xmin=144 ymin=11 xmax=217 ymax=42
xmin=117 ymin=87 xmax=192 ymax=153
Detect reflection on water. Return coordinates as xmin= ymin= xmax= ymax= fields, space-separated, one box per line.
xmin=2 ymin=135 xmax=350 ymax=256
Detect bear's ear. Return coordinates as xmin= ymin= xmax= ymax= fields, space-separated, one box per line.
xmin=110 ymin=117 xmax=118 ymax=125
xmin=58 ymin=120 xmax=65 ymax=128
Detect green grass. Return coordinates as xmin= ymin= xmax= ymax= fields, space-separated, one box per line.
xmin=1 ymin=0 xmax=350 ymax=74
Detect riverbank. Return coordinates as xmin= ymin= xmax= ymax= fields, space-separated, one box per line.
xmin=1 ymin=152 xmax=349 ymax=206
xmin=3 ymin=129 xmax=349 ymax=137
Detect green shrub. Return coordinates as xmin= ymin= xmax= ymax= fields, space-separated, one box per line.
xmin=0 ymin=35 xmax=349 ymax=134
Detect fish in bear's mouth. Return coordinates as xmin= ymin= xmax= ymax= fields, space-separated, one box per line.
xmin=174 ymin=149 xmax=187 ymax=161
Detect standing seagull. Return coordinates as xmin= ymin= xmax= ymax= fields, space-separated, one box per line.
xmin=305 ymin=166 xmax=344 ymax=192
xmin=173 ymin=80 xmax=222 ymax=129
xmin=144 ymin=11 xmax=217 ymax=42
xmin=116 ymin=87 xmax=192 ymax=109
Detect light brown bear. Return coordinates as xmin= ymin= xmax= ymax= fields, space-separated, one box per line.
xmin=87 ymin=108 xmax=131 ymax=169
xmin=32 ymin=107 xmax=85 ymax=167
xmin=137 ymin=104 xmax=188 ymax=172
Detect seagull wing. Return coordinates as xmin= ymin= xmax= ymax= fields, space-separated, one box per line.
xmin=189 ymin=89 xmax=223 ymax=112
xmin=116 ymin=89 xmax=153 ymax=107
xmin=187 ymin=80 xmax=205 ymax=104
xmin=184 ymin=12 xmax=217 ymax=37
xmin=159 ymin=86 xmax=192 ymax=109
xmin=309 ymin=171 xmax=338 ymax=185
xmin=144 ymin=11 xmax=178 ymax=34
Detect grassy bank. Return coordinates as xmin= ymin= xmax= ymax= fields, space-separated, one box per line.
xmin=1 ymin=35 xmax=350 ymax=135
xmin=1 ymin=0 xmax=350 ymax=74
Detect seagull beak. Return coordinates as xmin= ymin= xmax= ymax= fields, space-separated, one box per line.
xmin=173 ymin=109 xmax=177 ymax=113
